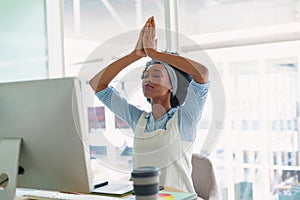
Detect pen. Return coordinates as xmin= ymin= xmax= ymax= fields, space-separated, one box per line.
xmin=94 ymin=181 xmax=109 ymax=189
xmin=59 ymin=191 xmax=81 ymax=195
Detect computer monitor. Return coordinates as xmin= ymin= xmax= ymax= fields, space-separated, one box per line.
xmin=0 ymin=77 xmax=93 ymax=197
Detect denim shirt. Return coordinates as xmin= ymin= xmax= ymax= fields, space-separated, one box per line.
xmin=95 ymin=80 xmax=209 ymax=142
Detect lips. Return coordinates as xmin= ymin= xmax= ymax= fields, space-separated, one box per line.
xmin=144 ymin=83 xmax=154 ymax=89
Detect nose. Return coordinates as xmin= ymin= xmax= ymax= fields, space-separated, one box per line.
xmin=144 ymin=77 xmax=152 ymax=83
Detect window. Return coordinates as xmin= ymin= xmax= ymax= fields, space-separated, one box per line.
xmin=0 ymin=0 xmax=48 ymax=83
xmin=62 ymin=0 xmax=300 ymax=198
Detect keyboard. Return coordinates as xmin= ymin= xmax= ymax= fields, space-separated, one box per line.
xmin=21 ymin=190 xmax=122 ymax=200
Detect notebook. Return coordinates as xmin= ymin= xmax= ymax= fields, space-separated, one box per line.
xmin=158 ymin=191 xmax=197 ymax=200
xmin=125 ymin=191 xmax=197 ymax=200
xmin=92 ymin=181 xmax=134 ymax=197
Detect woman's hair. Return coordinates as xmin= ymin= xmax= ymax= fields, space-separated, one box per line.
xmin=141 ymin=52 xmax=192 ymax=108
xmin=170 ymin=67 xmax=192 ymax=107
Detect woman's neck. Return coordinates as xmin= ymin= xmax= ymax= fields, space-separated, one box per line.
xmin=151 ymin=103 xmax=171 ymax=121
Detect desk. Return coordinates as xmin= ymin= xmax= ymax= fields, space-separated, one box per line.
xmin=15 ymin=187 xmax=203 ymax=200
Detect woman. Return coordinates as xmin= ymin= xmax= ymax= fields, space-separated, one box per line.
xmin=90 ymin=16 xmax=209 ymax=193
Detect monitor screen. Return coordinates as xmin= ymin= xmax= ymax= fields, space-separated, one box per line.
xmin=0 ymin=77 xmax=93 ymax=193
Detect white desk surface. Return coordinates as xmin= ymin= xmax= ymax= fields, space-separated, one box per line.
xmin=15 ymin=187 xmax=204 ymax=200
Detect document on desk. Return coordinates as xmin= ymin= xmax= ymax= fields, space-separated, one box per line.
xmin=92 ymin=181 xmax=134 ymax=197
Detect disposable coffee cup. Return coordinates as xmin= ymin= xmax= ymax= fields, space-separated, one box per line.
xmin=131 ymin=166 xmax=161 ymax=200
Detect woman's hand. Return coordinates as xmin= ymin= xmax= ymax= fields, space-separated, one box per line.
xmin=133 ymin=17 xmax=152 ymax=58
xmin=143 ymin=16 xmax=157 ymax=56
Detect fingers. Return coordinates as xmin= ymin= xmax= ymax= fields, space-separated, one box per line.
xmin=139 ymin=16 xmax=152 ymax=38
xmin=144 ymin=16 xmax=155 ymax=28
xmin=150 ymin=16 xmax=155 ymax=27
xmin=144 ymin=16 xmax=153 ymax=28
xmin=145 ymin=16 xmax=155 ymax=35
xmin=139 ymin=16 xmax=156 ymax=55
xmin=140 ymin=16 xmax=153 ymax=38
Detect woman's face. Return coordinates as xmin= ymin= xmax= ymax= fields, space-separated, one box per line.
xmin=142 ymin=64 xmax=172 ymax=101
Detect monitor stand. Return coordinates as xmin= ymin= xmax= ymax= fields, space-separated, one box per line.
xmin=0 ymin=138 xmax=22 ymax=200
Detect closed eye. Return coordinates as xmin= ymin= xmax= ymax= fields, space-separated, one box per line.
xmin=142 ymin=73 xmax=149 ymax=79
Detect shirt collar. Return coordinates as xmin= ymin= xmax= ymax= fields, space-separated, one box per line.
xmin=144 ymin=107 xmax=177 ymax=119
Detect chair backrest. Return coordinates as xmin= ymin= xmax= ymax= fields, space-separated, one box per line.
xmin=191 ymin=153 xmax=220 ymax=200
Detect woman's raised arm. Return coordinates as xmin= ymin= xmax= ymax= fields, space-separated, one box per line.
xmin=89 ymin=17 xmax=154 ymax=93
xmin=89 ymin=52 xmax=142 ymax=93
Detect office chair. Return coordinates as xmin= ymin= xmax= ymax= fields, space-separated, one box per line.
xmin=191 ymin=153 xmax=220 ymax=200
